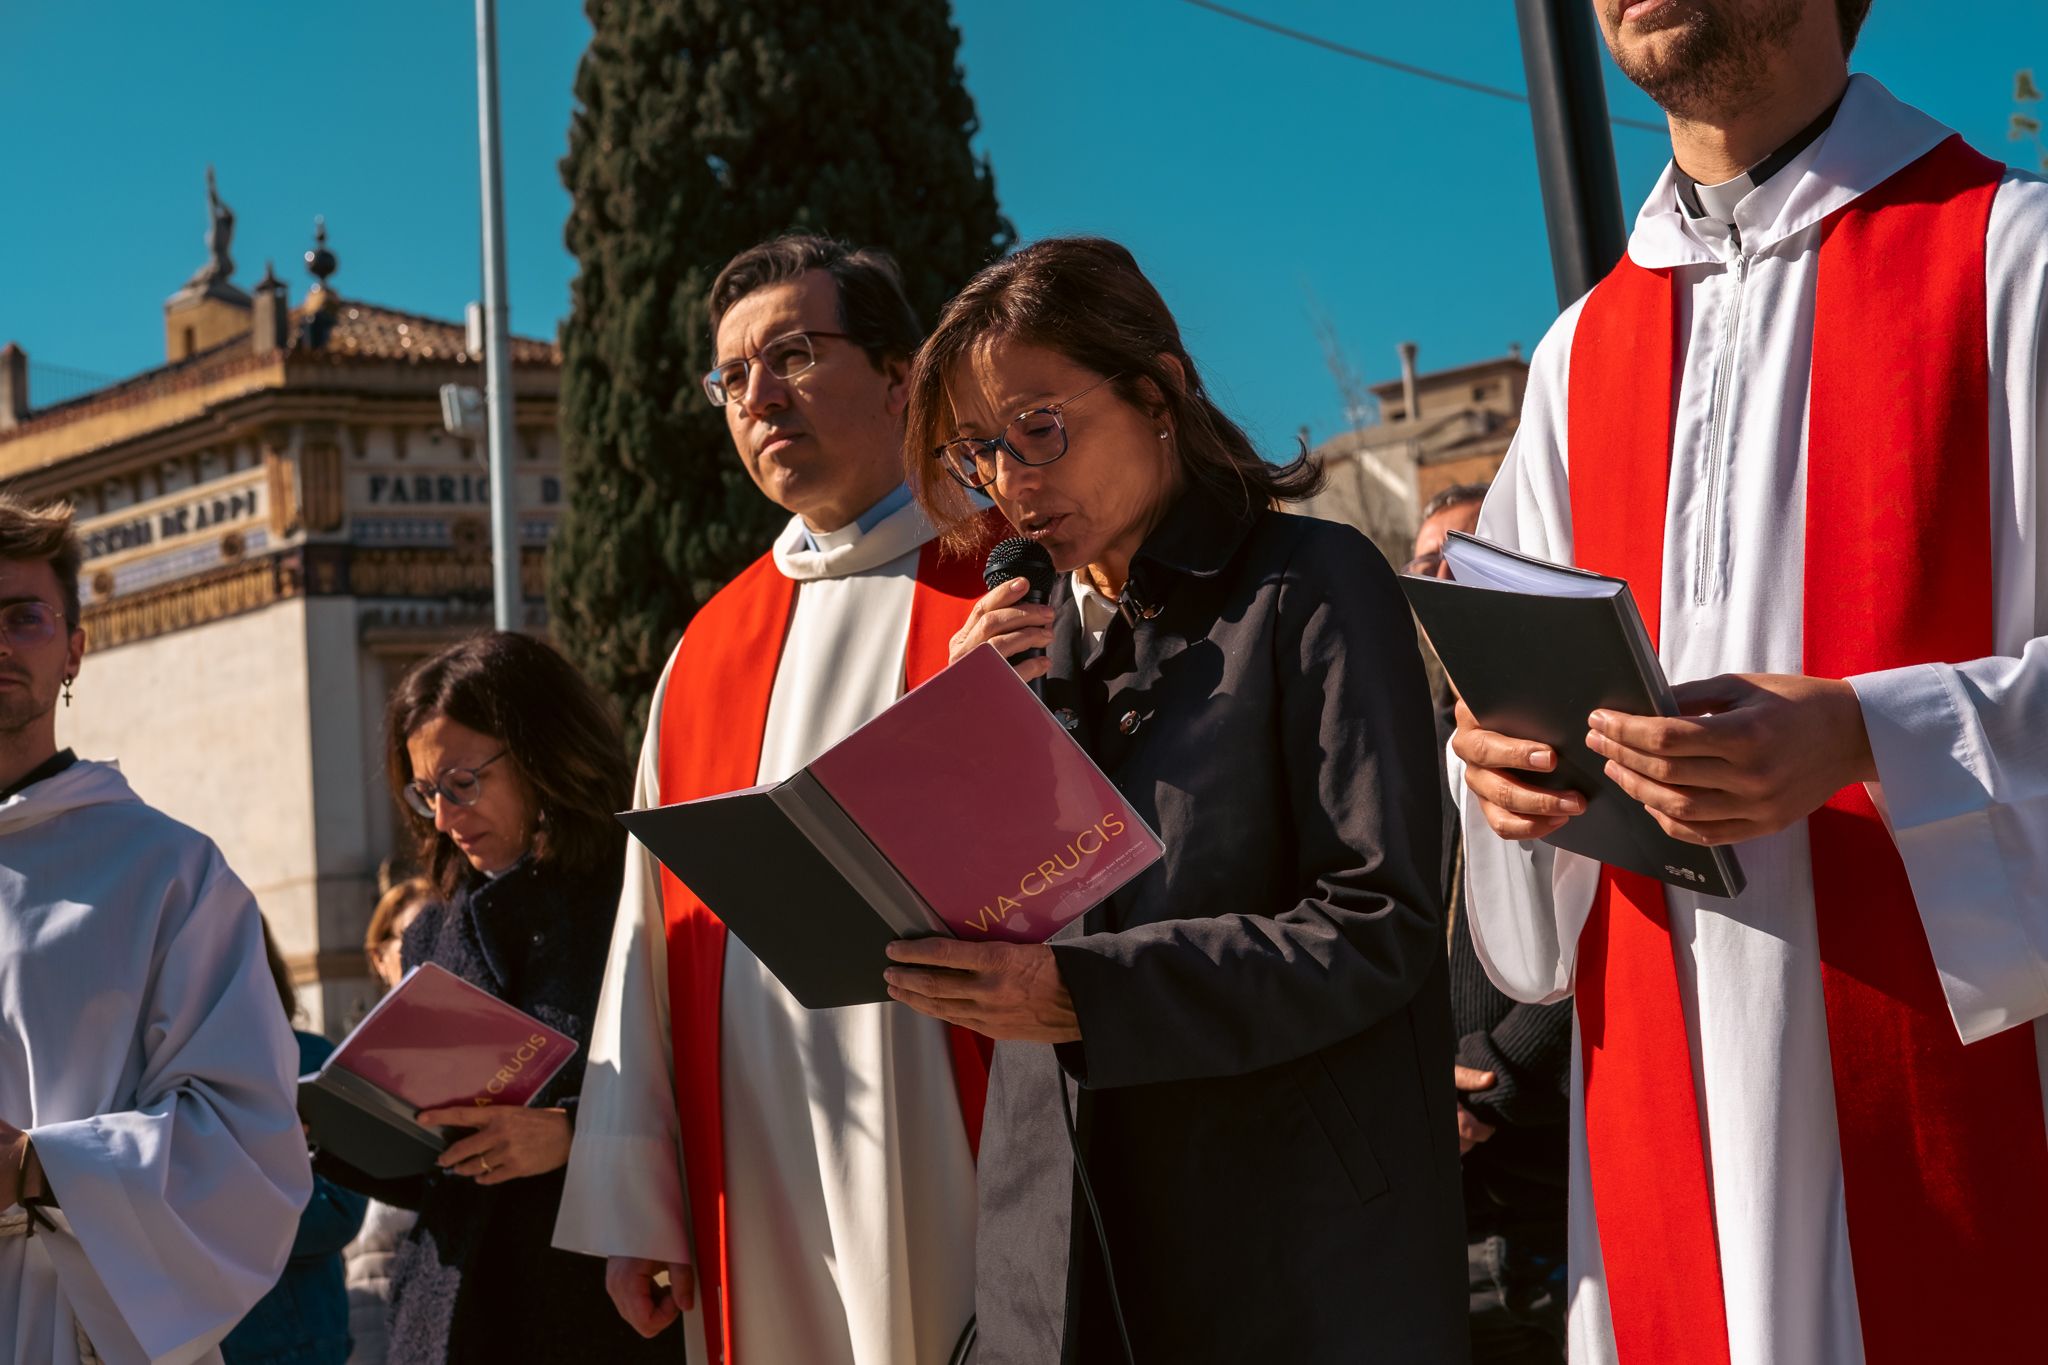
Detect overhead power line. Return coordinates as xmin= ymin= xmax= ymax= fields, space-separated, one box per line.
xmin=1174 ymin=0 xmax=1669 ymax=135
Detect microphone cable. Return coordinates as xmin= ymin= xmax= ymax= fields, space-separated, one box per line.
xmin=1059 ymin=1053 xmax=1136 ymax=1365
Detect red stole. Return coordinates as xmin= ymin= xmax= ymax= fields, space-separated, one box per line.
xmin=654 ymin=515 xmax=1001 ymax=1365
xmin=1568 ymin=135 xmax=2048 ymax=1364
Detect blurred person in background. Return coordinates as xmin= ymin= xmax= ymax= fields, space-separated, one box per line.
xmin=365 ymin=875 xmax=434 ymax=994
xmin=1408 ymin=483 xmax=1570 ymax=1365
xmin=222 ymin=925 xmax=370 ymax=1365
xmin=341 ymin=876 xmax=435 ymax=1365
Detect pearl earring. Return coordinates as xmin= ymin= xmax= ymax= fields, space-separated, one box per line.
xmin=1156 ymin=429 xmax=1169 ymax=441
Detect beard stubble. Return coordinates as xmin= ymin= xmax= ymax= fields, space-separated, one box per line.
xmin=1606 ymin=0 xmax=1806 ymax=123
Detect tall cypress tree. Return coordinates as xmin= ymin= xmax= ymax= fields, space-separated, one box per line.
xmin=549 ymin=0 xmax=1012 ymax=743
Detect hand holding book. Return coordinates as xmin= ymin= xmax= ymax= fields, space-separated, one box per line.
xmin=1449 ymin=698 xmax=1587 ymax=842
xmin=883 ymin=936 xmax=1082 ymax=1043
xmin=1458 ymin=671 xmax=1876 ymax=851
xmin=415 ymin=1102 xmax=572 ymax=1185
xmin=299 ymin=963 xmax=580 ymax=1180
xmin=1580 ymin=672 xmax=1877 ymax=847
xmin=620 ymin=646 xmax=1164 ymax=1009
xmin=1402 ymin=532 xmax=1746 ymax=895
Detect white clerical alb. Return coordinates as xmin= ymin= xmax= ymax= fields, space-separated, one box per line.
xmin=1456 ymin=75 xmax=2048 ymax=1365
xmin=0 ymin=759 xmax=311 ymax=1365
xmin=556 ymin=498 xmax=978 ymax=1365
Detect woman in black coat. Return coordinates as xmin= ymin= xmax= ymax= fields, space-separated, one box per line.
xmin=318 ymin=632 xmax=671 ymax=1363
xmin=888 ymin=238 xmax=1467 ymax=1364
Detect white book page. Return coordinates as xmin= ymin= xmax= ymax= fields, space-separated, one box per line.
xmin=1441 ymin=533 xmax=1622 ymax=600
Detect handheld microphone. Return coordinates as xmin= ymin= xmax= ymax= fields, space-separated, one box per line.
xmin=982 ymin=536 xmax=1059 ymax=669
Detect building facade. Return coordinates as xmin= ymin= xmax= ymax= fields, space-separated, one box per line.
xmin=1 ymin=204 xmax=562 ymax=1033
xmin=1294 ymin=344 xmax=1527 ymax=564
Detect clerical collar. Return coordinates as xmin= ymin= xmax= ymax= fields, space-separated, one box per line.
xmin=798 ymin=482 xmax=913 ymax=553
xmin=1 ymin=748 xmax=78 ymax=802
xmin=1673 ymin=93 xmax=1846 ymax=223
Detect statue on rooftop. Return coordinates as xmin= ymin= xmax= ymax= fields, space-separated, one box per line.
xmin=185 ymin=166 xmax=236 ymax=289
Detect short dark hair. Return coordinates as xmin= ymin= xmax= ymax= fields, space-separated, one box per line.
xmin=0 ymin=492 xmax=82 ymax=627
xmin=385 ymin=631 xmax=633 ymax=899
xmin=709 ymin=233 xmax=923 ymax=369
xmin=907 ymin=237 xmax=1322 ymax=551
xmin=1838 ymin=0 xmax=1873 ymax=52
xmin=1420 ymin=482 xmax=1491 ymax=524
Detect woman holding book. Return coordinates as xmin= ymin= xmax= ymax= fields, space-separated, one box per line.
xmin=888 ymin=237 xmax=1466 ymax=1362
xmin=317 ymin=632 xmax=670 ymax=1363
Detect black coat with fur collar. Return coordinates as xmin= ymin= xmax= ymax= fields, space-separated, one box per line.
xmin=319 ymin=855 xmax=674 ymax=1363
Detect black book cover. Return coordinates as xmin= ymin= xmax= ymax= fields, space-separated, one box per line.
xmin=296 ymin=963 xmax=579 ymax=1178
xmin=621 ymin=645 xmax=1165 ymax=1010
xmin=1403 ymin=535 xmax=1746 ymax=898
xmin=298 ymin=1067 xmax=448 ymax=1181
xmin=617 ymin=786 xmax=919 ymax=1010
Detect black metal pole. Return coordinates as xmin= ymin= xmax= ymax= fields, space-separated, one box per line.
xmin=1515 ymin=0 xmax=1633 ymax=307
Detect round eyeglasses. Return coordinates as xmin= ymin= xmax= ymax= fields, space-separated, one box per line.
xmin=702 ymin=330 xmax=850 ymax=407
xmin=0 ymin=601 xmax=65 ymax=649
xmin=932 ymin=373 xmax=1123 ymax=491
xmin=403 ymin=750 xmax=508 ymax=818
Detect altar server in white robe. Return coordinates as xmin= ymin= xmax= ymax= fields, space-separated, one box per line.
xmin=0 ymin=493 xmax=310 ymax=1365
xmin=1452 ymin=6 xmax=2048 ymax=1365
xmin=554 ymin=235 xmax=997 ymax=1365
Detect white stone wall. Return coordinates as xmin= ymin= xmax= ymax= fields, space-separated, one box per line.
xmin=53 ymin=597 xmax=371 ymax=1033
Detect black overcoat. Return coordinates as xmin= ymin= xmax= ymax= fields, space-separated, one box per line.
xmin=973 ymin=487 xmax=1469 ymax=1364
xmin=318 ymin=856 xmax=674 ymax=1364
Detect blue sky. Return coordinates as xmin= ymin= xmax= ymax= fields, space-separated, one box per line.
xmin=2 ymin=2 xmax=2042 ymax=453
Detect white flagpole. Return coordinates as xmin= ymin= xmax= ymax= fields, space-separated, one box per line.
xmin=475 ymin=0 xmax=520 ymax=629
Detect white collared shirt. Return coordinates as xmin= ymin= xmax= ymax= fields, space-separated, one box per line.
xmin=1070 ymin=571 xmax=1120 ymax=652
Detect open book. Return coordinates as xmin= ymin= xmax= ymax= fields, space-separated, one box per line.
xmin=621 ymin=644 xmax=1165 ymax=1009
xmin=299 ymin=963 xmax=579 ymax=1180
xmin=1402 ymin=531 xmax=1746 ymax=898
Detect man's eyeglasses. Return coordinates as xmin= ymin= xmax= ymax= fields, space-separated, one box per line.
xmin=933 ymin=373 xmax=1123 ymax=491
xmin=702 ymin=330 xmax=850 ymax=407
xmin=1401 ymin=551 xmax=1447 ymax=578
xmin=0 ymin=602 xmax=65 ymax=649
xmin=403 ymin=751 xmax=508 ymax=818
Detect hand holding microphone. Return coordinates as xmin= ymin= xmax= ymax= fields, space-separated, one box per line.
xmin=949 ymin=536 xmax=1060 ymax=682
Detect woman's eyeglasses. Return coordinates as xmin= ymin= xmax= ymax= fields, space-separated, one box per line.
xmin=0 ymin=601 xmax=65 ymax=649
xmin=932 ymin=373 xmax=1123 ymax=491
xmin=403 ymin=751 xmax=508 ymax=818
xmin=702 ymin=330 xmax=851 ymax=407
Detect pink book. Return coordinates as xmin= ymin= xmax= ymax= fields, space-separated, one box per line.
xmin=806 ymin=645 xmax=1162 ymax=942
xmin=620 ymin=645 xmax=1165 ymax=1008
xmin=298 ymin=962 xmax=579 ymax=1178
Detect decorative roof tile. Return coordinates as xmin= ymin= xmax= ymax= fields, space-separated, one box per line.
xmin=0 ymin=297 xmax=557 ymax=444
xmin=303 ymin=300 xmax=558 ymax=366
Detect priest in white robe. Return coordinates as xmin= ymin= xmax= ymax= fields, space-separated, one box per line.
xmin=1451 ymin=8 xmax=2048 ymax=1365
xmin=554 ymin=235 xmax=995 ymax=1365
xmin=0 ymin=493 xmax=310 ymax=1365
